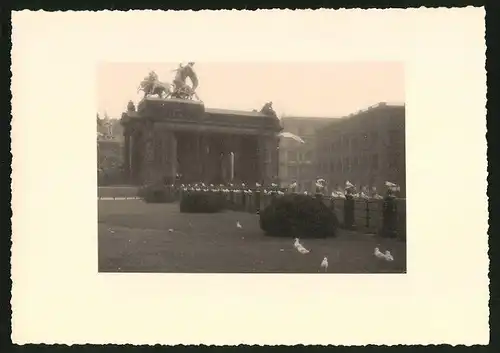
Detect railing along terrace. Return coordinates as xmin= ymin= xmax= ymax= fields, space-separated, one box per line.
xmin=177 ymin=183 xmax=406 ymax=239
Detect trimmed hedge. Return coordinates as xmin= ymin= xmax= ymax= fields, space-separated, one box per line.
xmin=139 ymin=184 xmax=177 ymax=203
xmin=259 ymin=194 xmax=339 ymax=238
xmin=179 ymin=191 xmax=226 ymax=213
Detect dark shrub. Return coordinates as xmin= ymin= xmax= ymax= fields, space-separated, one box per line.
xmin=259 ymin=194 xmax=339 ymax=238
xmin=180 ymin=191 xmax=225 ymax=213
xmin=140 ymin=184 xmax=177 ymax=203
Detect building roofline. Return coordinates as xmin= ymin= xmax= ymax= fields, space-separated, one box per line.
xmin=281 ymin=116 xmax=339 ymax=120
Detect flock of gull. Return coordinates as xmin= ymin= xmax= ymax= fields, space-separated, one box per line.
xmin=292 ymin=237 xmax=394 ymax=272
xmin=232 ymin=221 xmax=395 ymax=272
xmin=178 ymin=179 xmax=401 ymax=201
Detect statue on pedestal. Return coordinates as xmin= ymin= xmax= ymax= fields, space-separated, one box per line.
xmin=137 ymin=63 xmax=201 ymax=101
xmin=171 ymin=62 xmax=200 ymax=100
xmin=137 ymin=70 xmax=173 ymax=99
xmin=260 ymin=101 xmax=277 ymax=117
xmin=127 ymin=100 xmax=136 ymax=112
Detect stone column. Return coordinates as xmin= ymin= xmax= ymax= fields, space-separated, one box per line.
xmin=257 ymin=135 xmax=276 ymax=186
xmin=269 ymin=135 xmax=279 ymax=183
xmin=123 ymin=129 xmax=130 ymax=181
xmin=233 ymin=136 xmax=242 ymax=183
xmin=199 ymin=133 xmax=208 ymax=182
xmin=128 ymin=133 xmax=134 ymax=183
xmin=257 ymin=136 xmax=268 ymax=185
xmin=141 ymin=122 xmax=156 ymax=184
xmin=168 ymin=131 xmax=177 ymax=183
xmin=196 ymin=133 xmax=202 ymax=182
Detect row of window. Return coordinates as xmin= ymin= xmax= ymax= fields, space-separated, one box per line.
xmin=318 ymin=154 xmax=379 ymax=174
xmin=318 ymin=152 xmax=403 ymax=174
xmin=285 ymin=165 xmax=316 ymax=179
xmin=320 ymin=131 xmax=379 ymax=153
xmin=318 ymin=129 xmax=403 ymax=155
xmin=284 ymin=150 xmax=313 ymax=162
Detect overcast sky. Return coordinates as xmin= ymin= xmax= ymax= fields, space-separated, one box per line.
xmin=97 ymin=61 xmax=404 ymax=119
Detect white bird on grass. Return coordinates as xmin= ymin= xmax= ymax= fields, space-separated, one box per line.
xmin=374 ymin=247 xmax=394 ymax=261
xmin=294 ymin=238 xmax=301 ymax=248
xmin=294 ymin=238 xmax=310 ymax=254
xmin=297 ymin=246 xmax=310 ymax=254
xmin=320 ymin=256 xmax=329 ymax=272
xmin=374 ymin=247 xmax=386 ymax=259
xmin=236 ymin=221 xmax=242 ymax=229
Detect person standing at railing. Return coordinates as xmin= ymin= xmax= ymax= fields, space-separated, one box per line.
xmin=381 ymin=181 xmax=400 ymax=238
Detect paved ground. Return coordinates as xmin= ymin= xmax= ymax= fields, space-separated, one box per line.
xmin=98 ymin=186 xmax=139 ymax=198
xmin=98 ymin=200 xmax=406 ymax=273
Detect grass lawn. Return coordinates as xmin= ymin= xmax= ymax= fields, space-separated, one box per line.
xmin=98 ymin=200 xmax=406 ymax=273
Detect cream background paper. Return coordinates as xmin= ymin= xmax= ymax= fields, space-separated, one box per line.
xmin=11 ymin=8 xmax=488 ymax=345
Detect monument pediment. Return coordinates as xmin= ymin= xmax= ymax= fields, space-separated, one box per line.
xmin=204 ymin=107 xmax=281 ymax=131
xmin=137 ymin=97 xmax=205 ymax=120
xmin=124 ymin=98 xmax=282 ymax=133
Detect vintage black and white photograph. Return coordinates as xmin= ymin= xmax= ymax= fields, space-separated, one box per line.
xmin=13 ymin=8 xmax=488 ymax=346
xmin=97 ymin=62 xmax=406 ymax=273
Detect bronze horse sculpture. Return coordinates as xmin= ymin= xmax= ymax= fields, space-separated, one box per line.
xmin=137 ymin=78 xmax=173 ymax=99
xmin=138 ymin=64 xmax=200 ymax=100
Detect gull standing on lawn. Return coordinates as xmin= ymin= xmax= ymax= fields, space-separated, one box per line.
xmin=320 ymin=256 xmax=328 ymax=272
xmin=374 ymin=247 xmax=385 ymax=259
xmin=294 ymin=238 xmax=310 ymax=254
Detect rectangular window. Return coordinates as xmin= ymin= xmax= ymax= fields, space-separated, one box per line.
xmin=351 ymin=136 xmax=358 ymax=150
xmin=288 ymin=151 xmax=297 ymax=162
xmin=388 ymin=153 xmax=400 ymax=169
xmin=371 ymin=131 xmax=379 ymax=147
xmin=353 ymin=156 xmax=359 ymax=169
xmin=389 ymin=129 xmax=403 ymax=146
xmin=343 ymin=135 xmax=350 ymax=149
xmin=343 ymin=157 xmax=350 ymax=172
xmin=371 ymin=154 xmax=379 ymax=170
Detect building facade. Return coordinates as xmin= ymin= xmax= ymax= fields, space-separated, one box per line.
xmin=121 ymin=98 xmax=282 ymax=186
xmin=97 ymin=116 xmax=125 ymax=185
xmin=279 ymin=117 xmax=335 ymax=192
xmin=315 ymin=103 xmax=406 ymax=196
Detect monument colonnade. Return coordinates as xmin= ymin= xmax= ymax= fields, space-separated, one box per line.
xmin=122 ymin=114 xmax=280 ymax=186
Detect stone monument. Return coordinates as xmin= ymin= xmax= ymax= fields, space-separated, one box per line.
xmin=121 ymin=64 xmax=282 ymax=186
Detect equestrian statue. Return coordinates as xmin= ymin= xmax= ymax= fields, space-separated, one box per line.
xmin=137 ymin=62 xmax=200 ymax=101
